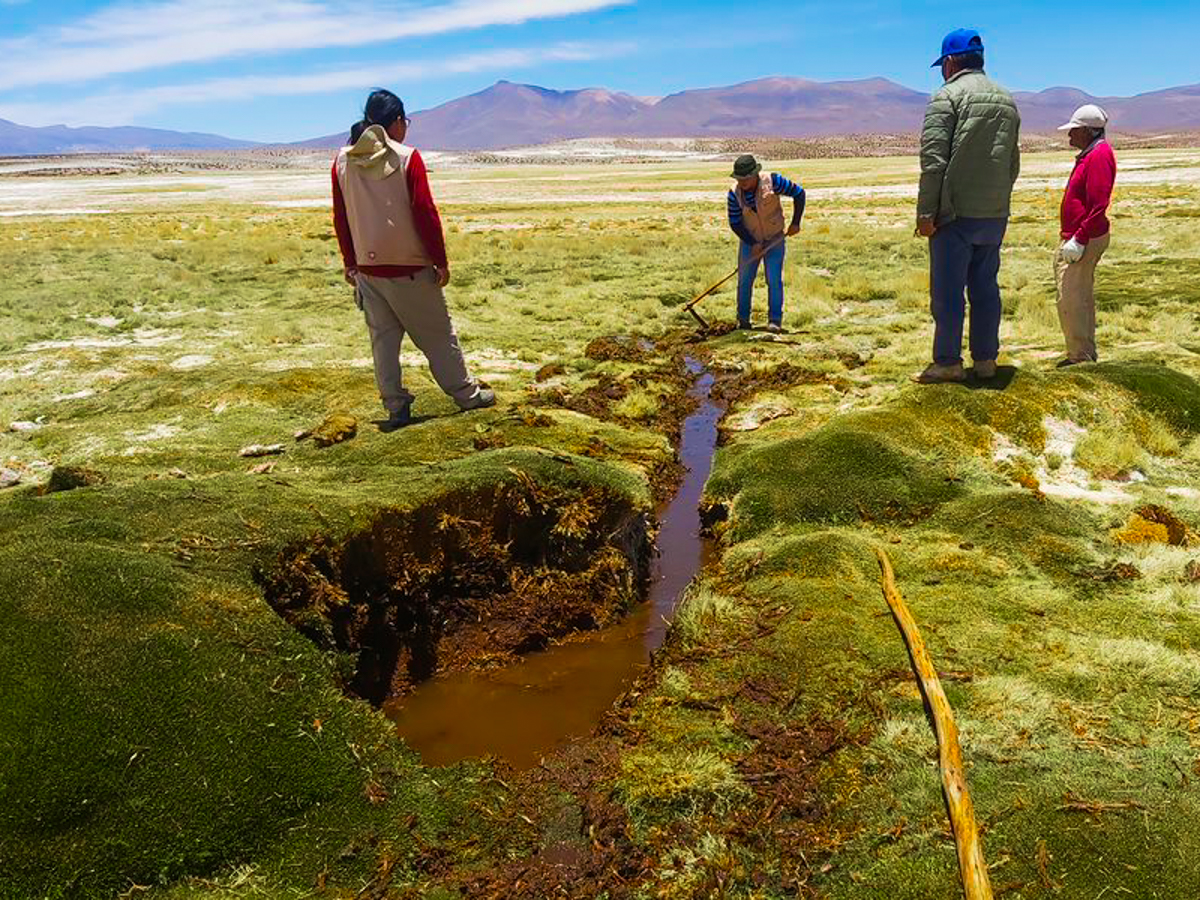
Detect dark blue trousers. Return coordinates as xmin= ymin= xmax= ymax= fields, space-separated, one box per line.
xmin=929 ymin=217 xmax=1008 ymax=366
xmin=737 ymin=240 xmax=785 ymax=325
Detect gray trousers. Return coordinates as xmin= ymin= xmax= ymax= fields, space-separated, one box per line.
xmin=356 ymin=269 xmax=481 ymax=412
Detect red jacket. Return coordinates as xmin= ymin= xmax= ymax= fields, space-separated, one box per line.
xmin=332 ymin=147 xmax=448 ymax=276
xmin=1060 ymin=139 xmax=1116 ymax=243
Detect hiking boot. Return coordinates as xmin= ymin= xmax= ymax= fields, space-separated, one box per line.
xmin=973 ymin=359 xmax=997 ymax=379
xmin=915 ymin=362 xmax=967 ymax=384
xmin=767 ymin=322 xmax=783 ymax=335
xmin=380 ymin=400 xmax=413 ymax=432
xmin=459 ymin=387 xmax=496 ymax=411
xmin=736 ymin=319 xmax=752 ymax=330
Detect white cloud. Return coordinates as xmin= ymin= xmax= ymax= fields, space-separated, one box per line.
xmin=0 ymin=42 xmax=631 ymax=127
xmin=0 ymin=0 xmax=633 ymax=90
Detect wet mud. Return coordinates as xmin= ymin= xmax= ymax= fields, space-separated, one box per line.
xmin=530 ymin=332 xmax=704 ymax=464
xmin=713 ymin=360 xmax=851 ymax=406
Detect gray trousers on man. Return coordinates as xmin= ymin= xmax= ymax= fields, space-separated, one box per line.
xmin=356 ymin=269 xmax=482 ymax=412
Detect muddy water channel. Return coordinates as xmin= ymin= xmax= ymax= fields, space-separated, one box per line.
xmin=384 ymin=359 xmax=722 ymax=768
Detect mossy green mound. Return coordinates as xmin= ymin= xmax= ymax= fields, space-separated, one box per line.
xmin=0 ymin=543 xmax=383 ymax=897
xmin=0 ymin=447 xmax=650 ymax=899
xmin=893 ymin=377 xmax=1057 ymax=452
xmin=45 ymin=465 xmax=105 ymax=493
xmin=726 ymin=528 xmax=880 ymax=582
xmin=926 ymin=491 xmax=1099 ymax=578
xmin=1082 ymin=361 xmax=1200 ymax=434
xmin=708 ymin=422 xmax=964 ymax=539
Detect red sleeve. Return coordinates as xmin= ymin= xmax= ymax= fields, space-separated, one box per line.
xmin=405 ymin=149 xmax=448 ymax=269
xmin=331 ymin=158 xmax=356 ymax=269
xmin=1076 ymin=146 xmax=1116 ymax=244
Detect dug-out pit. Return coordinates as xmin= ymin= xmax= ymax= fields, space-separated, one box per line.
xmin=257 ymin=474 xmax=653 ymax=706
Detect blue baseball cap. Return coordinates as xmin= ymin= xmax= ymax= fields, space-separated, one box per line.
xmin=932 ymin=28 xmax=984 ymax=67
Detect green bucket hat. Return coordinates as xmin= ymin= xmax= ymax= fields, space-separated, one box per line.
xmin=730 ymin=154 xmax=761 ymax=179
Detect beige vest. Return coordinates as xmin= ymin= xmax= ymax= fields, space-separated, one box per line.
xmin=336 ymin=142 xmax=432 ymax=268
xmin=736 ymin=173 xmax=785 ymax=242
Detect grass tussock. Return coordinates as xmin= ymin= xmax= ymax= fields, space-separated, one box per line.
xmin=613 ymin=385 xmax=665 ymax=420
xmin=671 ymin=585 xmax=743 ymax=649
xmin=652 ymin=832 xmax=741 ymax=899
xmin=1086 ymin=636 xmax=1200 ymax=691
xmin=658 ymin=665 xmax=694 ymax=701
xmin=617 ymin=747 xmax=749 ymax=821
xmin=1073 ymin=423 xmax=1147 ymax=478
xmin=1184 ymin=436 xmax=1200 ymax=462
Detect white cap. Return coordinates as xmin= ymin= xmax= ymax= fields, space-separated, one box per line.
xmin=1058 ymin=104 xmax=1109 ymax=131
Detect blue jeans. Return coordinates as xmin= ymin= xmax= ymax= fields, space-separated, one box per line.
xmin=737 ymin=240 xmax=785 ymax=325
xmin=929 ymin=217 xmax=1008 ymax=365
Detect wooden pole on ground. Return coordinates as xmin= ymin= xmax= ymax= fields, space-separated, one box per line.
xmin=875 ymin=548 xmax=993 ymax=900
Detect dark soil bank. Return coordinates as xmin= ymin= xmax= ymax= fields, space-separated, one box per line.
xmin=258 ymin=476 xmax=653 ymax=704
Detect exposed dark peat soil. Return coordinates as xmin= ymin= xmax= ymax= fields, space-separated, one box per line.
xmin=385 ymin=356 xmax=724 ymax=767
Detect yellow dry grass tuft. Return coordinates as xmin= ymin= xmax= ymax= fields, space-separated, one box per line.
xmin=311 ymin=412 xmax=358 ymax=448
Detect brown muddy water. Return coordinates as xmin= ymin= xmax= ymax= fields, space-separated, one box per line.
xmin=384 ymin=359 xmax=722 ymax=768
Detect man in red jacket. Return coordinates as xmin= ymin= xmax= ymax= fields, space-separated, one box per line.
xmin=333 ymin=89 xmax=494 ymax=430
xmin=1055 ymin=104 xmax=1116 ymax=367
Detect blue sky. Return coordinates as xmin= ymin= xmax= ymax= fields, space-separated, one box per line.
xmin=1 ymin=0 xmax=1197 ymax=142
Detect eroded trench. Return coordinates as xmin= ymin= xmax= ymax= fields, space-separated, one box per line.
xmin=260 ymin=358 xmax=722 ymax=768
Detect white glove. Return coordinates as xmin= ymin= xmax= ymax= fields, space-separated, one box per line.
xmin=1061 ymin=237 xmax=1085 ymax=264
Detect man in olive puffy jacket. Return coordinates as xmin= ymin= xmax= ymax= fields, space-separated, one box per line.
xmin=915 ymin=28 xmax=1021 ymax=384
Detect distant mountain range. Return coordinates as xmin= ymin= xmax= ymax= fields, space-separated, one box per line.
xmin=299 ymin=78 xmax=1200 ymax=151
xmin=4 ymin=77 xmax=1199 ymax=155
xmin=0 ymin=119 xmax=258 ymax=156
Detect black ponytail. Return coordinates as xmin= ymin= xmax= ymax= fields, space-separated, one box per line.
xmin=348 ymin=88 xmax=406 ymax=144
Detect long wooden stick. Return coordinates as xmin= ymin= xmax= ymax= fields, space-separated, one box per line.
xmin=876 ymin=549 xmax=993 ymax=900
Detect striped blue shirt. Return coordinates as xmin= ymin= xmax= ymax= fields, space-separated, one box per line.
xmin=727 ymin=172 xmax=805 ymax=244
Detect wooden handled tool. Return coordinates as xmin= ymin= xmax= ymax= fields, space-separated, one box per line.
xmin=684 ymin=233 xmax=788 ymax=331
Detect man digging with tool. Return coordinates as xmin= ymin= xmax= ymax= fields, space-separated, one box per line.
xmin=727 ymin=155 xmax=806 ymax=333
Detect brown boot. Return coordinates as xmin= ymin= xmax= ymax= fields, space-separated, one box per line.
xmin=973 ymin=359 xmax=997 ymax=379
xmin=915 ymin=362 xmax=967 ymax=384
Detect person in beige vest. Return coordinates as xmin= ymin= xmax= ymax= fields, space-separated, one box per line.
xmin=727 ymin=155 xmax=806 ymax=333
xmin=331 ymin=89 xmax=493 ymax=430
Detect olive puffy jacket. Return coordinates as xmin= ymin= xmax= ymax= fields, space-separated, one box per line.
xmin=917 ymin=69 xmax=1021 ymax=225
